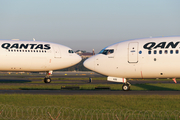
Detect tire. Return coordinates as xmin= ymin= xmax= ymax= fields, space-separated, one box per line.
xmin=122 ymin=84 xmax=130 ymax=91
xmin=44 ymin=78 xmax=51 ymax=83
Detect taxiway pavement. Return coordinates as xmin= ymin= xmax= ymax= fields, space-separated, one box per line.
xmin=0 ymin=72 xmax=179 ymax=95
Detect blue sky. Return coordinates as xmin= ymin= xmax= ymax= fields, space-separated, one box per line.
xmin=0 ymin=0 xmax=179 ymax=52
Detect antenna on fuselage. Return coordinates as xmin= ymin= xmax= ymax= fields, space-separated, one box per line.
xmin=33 ymin=38 xmax=35 ymax=41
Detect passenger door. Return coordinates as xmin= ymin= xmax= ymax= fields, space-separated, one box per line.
xmin=128 ymin=42 xmax=138 ymax=63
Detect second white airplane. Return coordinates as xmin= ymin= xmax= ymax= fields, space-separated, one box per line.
xmin=0 ymin=39 xmax=81 ymax=83
xmin=84 ymin=36 xmax=180 ymax=91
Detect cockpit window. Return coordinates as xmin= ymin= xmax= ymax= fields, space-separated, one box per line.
xmin=99 ymin=49 xmax=114 ymax=55
xmin=68 ymin=50 xmax=74 ymax=53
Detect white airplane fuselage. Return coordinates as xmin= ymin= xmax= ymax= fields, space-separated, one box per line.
xmin=0 ymin=40 xmax=81 ymax=72
xmin=84 ymin=36 xmax=180 ymax=85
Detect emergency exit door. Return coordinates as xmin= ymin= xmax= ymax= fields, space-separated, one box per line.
xmin=128 ymin=42 xmax=138 ymax=63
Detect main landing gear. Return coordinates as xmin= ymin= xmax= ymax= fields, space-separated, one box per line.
xmin=122 ymin=82 xmax=131 ymax=91
xmin=44 ymin=71 xmax=52 ymax=83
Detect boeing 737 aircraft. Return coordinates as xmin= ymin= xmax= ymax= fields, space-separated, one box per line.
xmin=84 ymin=36 xmax=180 ymax=91
xmin=0 ymin=39 xmax=81 ymax=83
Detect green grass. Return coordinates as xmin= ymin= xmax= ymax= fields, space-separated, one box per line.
xmin=0 ymin=75 xmax=179 ymax=119
xmin=0 ymin=95 xmax=179 ymax=120
xmin=0 ymin=94 xmax=180 ymax=111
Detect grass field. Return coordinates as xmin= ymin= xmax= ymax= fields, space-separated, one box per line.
xmin=0 ymin=76 xmax=180 ymax=111
xmin=0 ymin=74 xmax=179 ymax=119
xmin=0 ymin=94 xmax=180 ymax=111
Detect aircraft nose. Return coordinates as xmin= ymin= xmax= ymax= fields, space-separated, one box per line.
xmin=75 ymin=54 xmax=82 ymax=64
xmin=83 ymin=57 xmax=95 ymax=71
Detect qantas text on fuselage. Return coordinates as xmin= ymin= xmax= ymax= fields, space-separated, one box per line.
xmin=143 ymin=41 xmax=180 ymax=50
xmin=1 ymin=43 xmax=51 ymax=50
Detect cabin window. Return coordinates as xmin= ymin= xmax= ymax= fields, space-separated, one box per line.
xmin=68 ymin=50 xmax=74 ymax=53
xmin=148 ymin=51 xmax=151 ymax=54
xmin=159 ymin=50 xmax=162 ymax=54
xmin=139 ymin=51 xmax=142 ymax=54
xmin=154 ymin=50 xmax=157 ymax=54
xmin=176 ymin=50 xmax=179 ymax=54
xmin=99 ymin=49 xmax=114 ymax=55
xmin=164 ymin=50 xmax=168 ymax=54
xmin=170 ymin=50 xmax=173 ymax=54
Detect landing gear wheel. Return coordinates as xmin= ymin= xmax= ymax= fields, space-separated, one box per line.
xmin=44 ymin=78 xmax=51 ymax=83
xmin=122 ymin=84 xmax=130 ymax=91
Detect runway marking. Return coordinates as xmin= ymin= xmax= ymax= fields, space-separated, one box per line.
xmin=80 ymin=74 xmax=86 ymax=75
